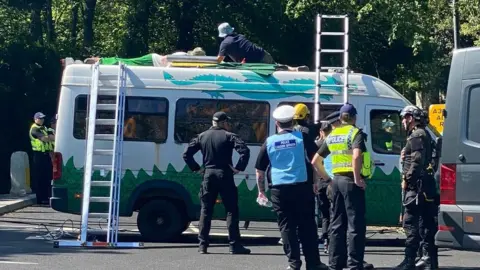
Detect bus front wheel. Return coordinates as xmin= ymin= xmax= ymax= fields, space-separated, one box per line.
xmin=137 ymin=199 xmax=184 ymax=242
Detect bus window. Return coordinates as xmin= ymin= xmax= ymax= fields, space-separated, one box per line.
xmin=369 ymin=110 xmax=405 ymax=155
xmin=174 ymin=99 xmax=270 ymax=144
xmin=277 ymin=102 xmax=342 ymax=122
xmin=124 ymin=97 xmax=169 ymax=143
xmin=73 ymin=95 xmax=169 ymax=143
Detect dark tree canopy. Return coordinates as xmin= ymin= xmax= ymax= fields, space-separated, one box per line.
xmin=0 ymin=0 xmax=476 ymax=192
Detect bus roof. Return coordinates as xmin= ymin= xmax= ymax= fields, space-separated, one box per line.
xmin=62 ymin=64 xmax=409 ymax=102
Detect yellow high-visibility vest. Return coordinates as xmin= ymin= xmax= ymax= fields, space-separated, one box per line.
xmin=29 ymin=124 xmax=53 ymax=152
xmin=385 ymin=140 xmax=393 ymax=151
xmin=326 ymin=125 xmax=373 ymax=178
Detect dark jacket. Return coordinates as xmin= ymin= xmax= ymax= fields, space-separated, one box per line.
xmin=183 ymin=126 xmax=250 ymax=172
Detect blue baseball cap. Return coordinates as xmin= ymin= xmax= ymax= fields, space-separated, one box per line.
xmin=339 ymin=103 xmax=357 ymax=116
xmin=34 ymin=112 xmax=46 ymax=119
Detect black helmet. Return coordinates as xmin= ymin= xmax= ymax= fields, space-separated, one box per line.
xmin=400 ymin=105 xmax=429 ymax=124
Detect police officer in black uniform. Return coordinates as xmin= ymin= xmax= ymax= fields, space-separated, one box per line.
xmin=29 ymin=112 xmax=55 ymax=205
xmin=395 ymin=105 xmax=437 ymax=270
xmin=313 ymin=104 xmax=374 ymax=270
xmin=315 ymin=121 xmax=334 ymax=254
xmin=255 ymin=105 xmax=328 ymax=270
xmin=183 ymin=111 xmax=251 ymax=255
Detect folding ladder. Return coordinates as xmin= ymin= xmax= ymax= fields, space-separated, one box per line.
xmin=314 ymin=14 xmax=350 ymax=123
xmin=54 ymin=62 xmax=143 ymax=248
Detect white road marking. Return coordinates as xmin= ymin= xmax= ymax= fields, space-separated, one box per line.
xmin=25 ymin=236 xmax=50 ymax=240
xmin=188 ymin=224 xmax=199 ymax=233
xmin=0 ymin=261 xmax=38 ymax=265
xmin=0 ymin=224 xmax=35 ymax=229
xmin=212 ymin=232 xmax=265 ymax=238
xmin=18 ymin=224 xmax=266 ymax=240
xmin=184 ymin=225 xmax=264 ymax=238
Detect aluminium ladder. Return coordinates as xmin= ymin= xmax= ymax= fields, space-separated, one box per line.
xmin=54 ymin=62 xmax=143 ymax=248
xmin=314 ymin=14 xmax=350 ymax=124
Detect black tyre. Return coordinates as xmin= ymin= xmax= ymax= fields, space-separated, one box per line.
xmin=137 ymin=199 xmax=184 ymax=242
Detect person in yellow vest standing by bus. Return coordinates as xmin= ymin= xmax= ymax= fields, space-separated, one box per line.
xmin=30 ymin=112 xmax=55 ymax=205
xmin=313 ymin=103 xmax=373 ymax=270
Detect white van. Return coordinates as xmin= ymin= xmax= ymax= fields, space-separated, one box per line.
xmin=51 ymin=63 xmax=439 ymax=241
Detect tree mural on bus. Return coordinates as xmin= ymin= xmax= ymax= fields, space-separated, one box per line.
xmin=58 ymin=156 xmax=402 ymax=225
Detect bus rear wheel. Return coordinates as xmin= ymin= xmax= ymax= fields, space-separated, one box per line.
xmin=137 ymin=199 xmax=185 ymax=242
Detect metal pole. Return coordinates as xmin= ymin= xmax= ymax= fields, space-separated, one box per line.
xmin=452 ymin=0 xmax=458 ymax=50
xmin=343 ymin=16 xmax=349 ymax=104
xmin=314 ymin=14 xmax=321 ymax=124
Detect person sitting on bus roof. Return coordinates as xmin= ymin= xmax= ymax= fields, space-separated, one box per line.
xmin=216 ymin=22 xmax=309 ymax=72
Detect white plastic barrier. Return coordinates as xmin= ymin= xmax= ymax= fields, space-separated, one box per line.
xmin=10 ymin=151 xmax=31 ymax=196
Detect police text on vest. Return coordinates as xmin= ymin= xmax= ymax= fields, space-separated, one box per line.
xmin=274 ymin=139 xmax=297 ymax=150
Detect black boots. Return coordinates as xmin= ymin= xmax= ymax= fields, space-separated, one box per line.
xmin=415 ymin=255 xmax=438 ymax=269
xmin=198 ymin=244 xmax=251 ymax=255
xmin=415 ymin=255 xmax=432 ymax=270
xmin=198 ymin=246 xmax=208 ymax=254
xmin=415 ymin=248 xmax=438 ymax=269
xmin=229 ymin=244 xmax=251 ymax=254
xmin=394 ymin=257 xmax=416 ymax=270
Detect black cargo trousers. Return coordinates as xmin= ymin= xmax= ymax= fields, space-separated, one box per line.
xmin=198 ymin=168 xmax=241 ymax=248
xmin=329 ymin=174 xmax=366 ymax=270
xmin=270 ymin=182 xmax=322 ymax=270
xmin=418 ymin=200 xmax=439 ymax=268
xmin=32 ymin=151 xmax=53 ymax=204
xmin=402 ymin=185 xmax=436 ymax=261
xmin=317 ymin=184 xmax=331 ymax=241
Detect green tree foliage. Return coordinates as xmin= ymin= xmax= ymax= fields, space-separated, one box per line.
xmin=0 ymin=0 xmax=478 ymax=192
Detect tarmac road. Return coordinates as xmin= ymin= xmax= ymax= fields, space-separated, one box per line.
xmin=0 ymin=205 xmax=478 ymax=270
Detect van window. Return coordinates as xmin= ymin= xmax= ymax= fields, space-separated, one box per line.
xmin=73 ymin=95 xmax=169 ymax=143
xmin=278 ymin=102 xmax=342 ymax=121
xmin=467 ymin=86 xmax=480 ymax=143
xmin=174 ymin=99 xmax=270 ymax=144
xmin=370 ymin=110 xmax=405 ymax=155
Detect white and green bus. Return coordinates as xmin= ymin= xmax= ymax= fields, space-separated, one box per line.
xmin=51 ymin=62 xmax=439 ymax=241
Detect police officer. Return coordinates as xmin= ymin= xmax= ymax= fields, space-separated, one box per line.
xmin=313 ymin=103 xmax=373 ymax=270
xmin=182 ymin=111 xmax=251 ymax=255
xmin=315 ymin=111 xmax=341 ymax=249
xmin=293 ymin=103 xmax=319 ymax=139
xmin=29 ymin=112 xmax=55 ymax=205
xmin=395 ymin=105 xmax=437 ymax=270
xmin=255 ymin=105 xmax=328 ymax=270
xmin=324 ymin=111 xmax=341 ymax=128
xmin=293 ymin=103 xmax=320 ymax=163
xmin=315 ymin=121 xmax=334 ymax=254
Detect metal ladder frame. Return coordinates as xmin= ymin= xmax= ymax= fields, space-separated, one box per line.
xmin=314 ymin=14 xmax=350 ymax=123
xmin=54 ymin=62 xmax=143 ymax=248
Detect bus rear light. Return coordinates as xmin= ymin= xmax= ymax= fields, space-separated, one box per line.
xmin=52 ymin=152 xmax=63 ymax=180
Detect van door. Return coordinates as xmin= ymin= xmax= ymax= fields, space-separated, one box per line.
xmin=452 ymin=81 xmax=480 ymax=236
xmin=364 ymin=104 xmax=406 ymax=224
xmin=365 ymin=105 xmax=406 ymax=175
